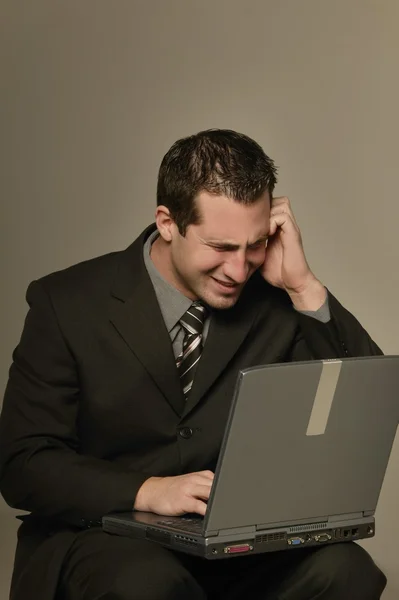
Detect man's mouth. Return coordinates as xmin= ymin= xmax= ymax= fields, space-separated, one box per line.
xmin=211 ymin=277 xmax=240 ymax=291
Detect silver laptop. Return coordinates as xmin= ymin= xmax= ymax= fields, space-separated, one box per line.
xmin=102 ymin=356 xmax=399 ymax=559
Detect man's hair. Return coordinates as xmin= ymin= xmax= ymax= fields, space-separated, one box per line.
xmin=156 ymin=129 xmax=278 ymax=235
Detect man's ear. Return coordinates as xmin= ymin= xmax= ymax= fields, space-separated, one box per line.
xmin=155 ymin=206 xmax=175 ymax=242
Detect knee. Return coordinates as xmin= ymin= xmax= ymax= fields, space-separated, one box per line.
xmin=312 ymin=542 xmax=387 ymax=599
xmin=107 ymin=561 xmax=205 ymax=600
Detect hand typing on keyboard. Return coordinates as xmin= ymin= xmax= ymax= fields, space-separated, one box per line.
xmin=133 ymin=470 xmax=214 ymax=516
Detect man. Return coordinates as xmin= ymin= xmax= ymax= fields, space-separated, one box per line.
xmin=0 ymin=129 xmax=386 ymax=599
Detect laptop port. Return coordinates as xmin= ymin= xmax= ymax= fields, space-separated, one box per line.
xmin=313 ymin=533 xmax=332 ymax=542
xmin=352 ymin=528 xmax=359 ymax=536
xmin=288 ymin=537 xmax=305 ymax=546
xmin=224 ymin=543 xmax=253 ymax=554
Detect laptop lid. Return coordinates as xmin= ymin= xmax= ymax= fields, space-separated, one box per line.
xmin=203 ymin=356 xmax=399 ymax=535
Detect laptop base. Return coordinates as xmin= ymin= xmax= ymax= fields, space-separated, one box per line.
xmin=102 ymin=512 xmax=375 ymax=559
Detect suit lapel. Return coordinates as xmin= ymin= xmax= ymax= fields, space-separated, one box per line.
xmin=109 ymin=226 xmax=185 ymax=417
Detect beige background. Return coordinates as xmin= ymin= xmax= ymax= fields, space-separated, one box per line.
xmin=1 ymin=0 xmax=398 ymax=597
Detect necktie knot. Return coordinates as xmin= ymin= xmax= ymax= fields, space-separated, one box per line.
xmin=180 ymin=302 xmax=207 ymax=337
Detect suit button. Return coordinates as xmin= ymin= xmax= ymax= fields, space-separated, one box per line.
xmin=179 ymin=427 xmax=193 ymax=439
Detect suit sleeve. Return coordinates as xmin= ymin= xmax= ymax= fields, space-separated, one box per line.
xmin=289 ymin=289 xmax=383 ymax=360
xmin=0 ymin=280 xmax=150 ymax=527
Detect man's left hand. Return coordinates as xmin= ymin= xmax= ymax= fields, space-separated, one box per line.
xmin=259 ymin=196 xmax=327 ymax=311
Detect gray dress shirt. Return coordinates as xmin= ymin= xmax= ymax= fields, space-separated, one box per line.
xmin=143 ymin=230 xmax=330 ymax=359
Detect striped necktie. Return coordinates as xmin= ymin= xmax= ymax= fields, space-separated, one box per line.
xmin=176 ymin=302 xmax=207 ymax=399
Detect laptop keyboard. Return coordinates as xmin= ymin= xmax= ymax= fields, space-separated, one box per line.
xmin=156 ymin=516 xmax=204 ymax=533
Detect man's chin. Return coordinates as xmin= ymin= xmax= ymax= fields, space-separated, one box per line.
xmin=211 ymin=297 xmax=239 ymax=310
xmin=202 ymin=288 xmax=242 ymax=310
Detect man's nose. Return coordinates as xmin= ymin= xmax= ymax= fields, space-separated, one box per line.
xmin=223 ymin=253 xmax=249 ymax=284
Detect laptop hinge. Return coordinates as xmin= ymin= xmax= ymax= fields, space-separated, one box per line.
xmin=215 ymin=525 xmax=256 ymax=536
xmin=203 ymin=529 xmax=219 ymax=536
xmin=255 ymin=512 xmax=373 ymax=531
xmin=329 ymin=512 xmax=364 ymax=522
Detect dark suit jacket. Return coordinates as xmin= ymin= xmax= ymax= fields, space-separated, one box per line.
xmin=0 ymin=224 xmax=382 ymax=600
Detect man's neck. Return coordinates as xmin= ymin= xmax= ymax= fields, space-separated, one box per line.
xmin=150 ymin=235 xmax=194 ymax=299
xmin=149 ymin=235 xmax=168 ymax=277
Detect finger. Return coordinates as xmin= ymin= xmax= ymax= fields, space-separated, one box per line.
xmin=271 ymin=196 xmax=291 ymax=209
xmin=197 ymin=470 xmax=215 ymax=481
xmin=188 ymin=473 xmax=213 ymax=485
xmin=188 ymin=499 xmax=208 ymax=516
xmin=270 ymin=204 xmax=298 ymax=226
xmin=269 ymin=212 xmax=300 ymax=237
xmin=191 ymin=474 xmax=213 ymax=487
xmin=271 ymin=197 xmax=298 ymax=225
xmin=270 ymin=204 xmax=291 ymax=216
xmin=191 ymin=483 xmax=212 ymax=500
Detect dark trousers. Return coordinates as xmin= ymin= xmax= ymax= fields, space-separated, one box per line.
xmin=57 ymin=529 xmax=386 ymax=600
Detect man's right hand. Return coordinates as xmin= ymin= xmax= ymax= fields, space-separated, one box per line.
xmin=133 ymin=470 xmax=214 ymax=516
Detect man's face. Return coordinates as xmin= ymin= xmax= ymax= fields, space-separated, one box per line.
xmin=165 ymin=191 xmax=270 ymax=309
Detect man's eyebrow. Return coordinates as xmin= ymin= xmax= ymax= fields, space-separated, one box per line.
xmin=208 ymin=241 xmax=240 ymax=250
xmin=205 ymin=235 xmax=269 ymax=249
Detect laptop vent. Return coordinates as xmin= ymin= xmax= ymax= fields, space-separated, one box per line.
xmin=255 ymin=532 xmax=287 ymax=544
xmin=288 ymin=522 xmax=328 ymax=533
xmin=174 ymin=534 xmax=199 ymax=547
xmin=146 ymin=527 xmax=171 ymax=544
